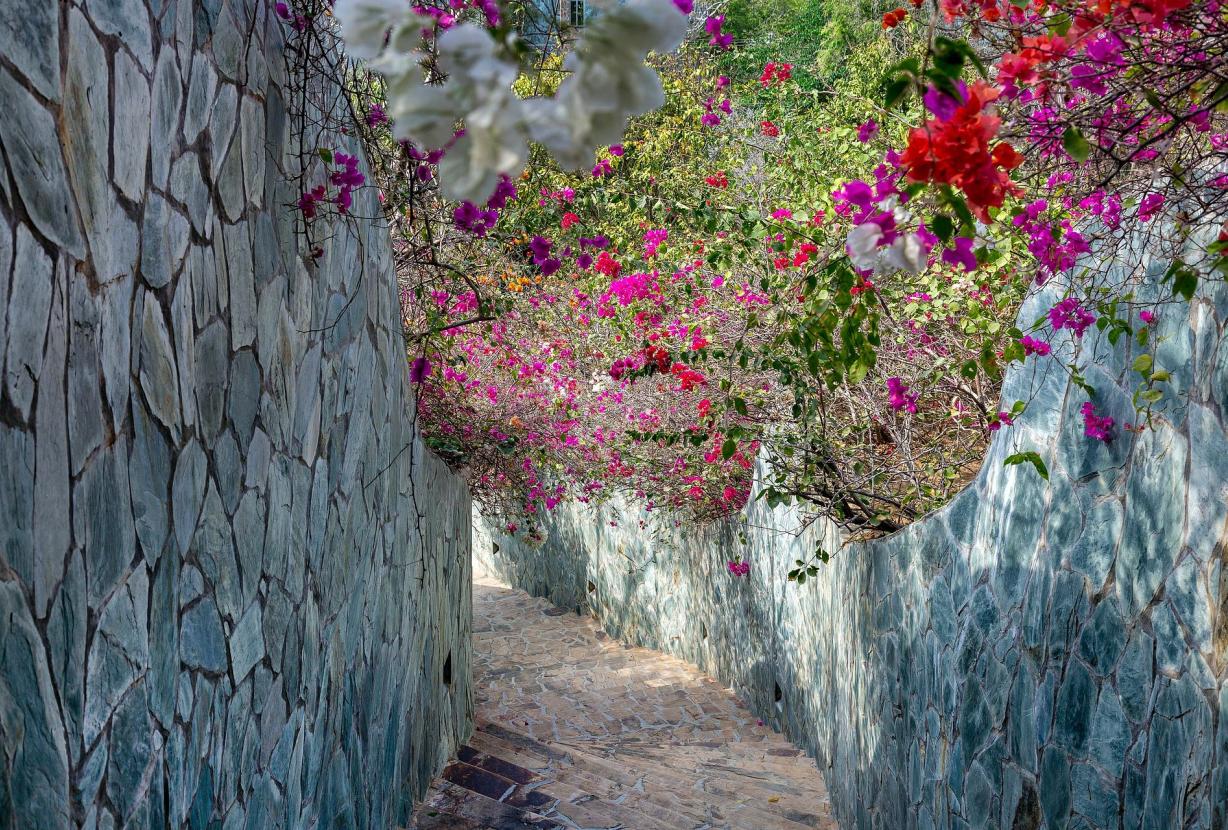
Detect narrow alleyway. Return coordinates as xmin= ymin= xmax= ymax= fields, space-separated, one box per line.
xmin=410 ymin=572 xmax=839 ymax=829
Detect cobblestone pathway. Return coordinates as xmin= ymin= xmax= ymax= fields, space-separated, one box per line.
xmin=410 ymin=573 xmax=839 ymax=830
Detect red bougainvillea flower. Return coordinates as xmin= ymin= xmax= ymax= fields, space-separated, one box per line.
xmin=759 ymin=61 xmax=793 ymax=86
xmin=705 ymin=171 xmax=729 ymax=188
xmin=561 ymin=212 xmax=580 ymax=229
xmin=882 ymin=7 xmax=908 ymax=28
xmin=899 ymin=81 xmax=1023 ymax=221
xmin=761 ymin=120 xmax=780 ymax=137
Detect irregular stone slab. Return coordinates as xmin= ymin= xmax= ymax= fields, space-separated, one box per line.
xmin=5 ymin=224 xmax=54 ymax=420
xmin=0 ymin=0 xmax=59 ymax=101
xmin=99 ymin=274 xmax=134 ymax=432
xmin=181 ymin=599 xmax=227 ymax=673
xmin=130 ymin=395 xmax=172 ymax=562
xmin=88 ymin=0 xmax=153 ymax=70
xmin=106 ymin=681 xmax=154 ymax=820
xmin=171 ymin=151 xmax=211 ymax=236
xmin=0 ymin=71 xmax=85 ymax=257
xmin=194 ymin=319 xmax=229 ymax=440
xmin=75 ymin=436 xmax=137 ymax=610
xmin=140 ymin=193 xmax=190 ymax=290
xmin=0 ymin=425 xmax=35 ymax=585
xmin=0 ymin=578 xmax=71 ymax=830
xmin=138 ymin=294 xmax=182 ymax=433
xmin=83 ymin=566 xmax=149 ymax=749
xmin=113 ymin=51 xmax=152 ymax=203
xmin=68 ymin=276 xmax=105 ymax=475
xmin=230 ymin=601 xmax=265 ymax=682
xmin=150 ymin=48 xmax=182 ymax=190
xmin=172 ymin=439 xmax=207 ymax=558
xmin=183 ymin=53 xmax=218 ymax=145
xmin=33 ymin=267 xmax=70 ymax=617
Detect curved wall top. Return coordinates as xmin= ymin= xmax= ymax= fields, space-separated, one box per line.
xmin=477 ymin=261 xmax=1228 ymax=828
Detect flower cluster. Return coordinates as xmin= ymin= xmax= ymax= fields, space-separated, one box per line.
xmin=334 ymin=0 xmax=689 ymax=202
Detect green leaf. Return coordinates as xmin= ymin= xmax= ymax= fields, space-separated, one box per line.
xmin=1062 ymin=127 xmax=1090 ymax=162
xmin=1004 ymin=451 xmax=1049 ymax=481
xmin=721 ymin=439 xmax=736 ymax=460
xmin=1132 ymin=354 xmax=1153 ymax=374
xmin=932 ymin=215 xmax=954 ymax=243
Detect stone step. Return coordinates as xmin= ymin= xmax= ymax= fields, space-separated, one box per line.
xmin=419 ymin=780 xmax=564 ymax=829
xmin=469 ymin=723 xmax=829 ymax=829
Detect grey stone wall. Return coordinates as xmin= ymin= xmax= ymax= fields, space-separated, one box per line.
xmin=0 ymin=2 xmax=472 ymax=828
xmin=477 ymin=273 xmax=1228 ymax=827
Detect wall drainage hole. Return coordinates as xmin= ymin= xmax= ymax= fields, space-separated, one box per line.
xmin=774 ymin=682 xmax=784 ymax=710
xmin=442 ymin=652 xmax=453 ymax=687
xmin=586 ymin=580 xmax=597 ymax=593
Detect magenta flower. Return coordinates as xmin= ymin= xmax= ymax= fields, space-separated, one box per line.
xmin=705 ymin=15 xmax=732 ymax=49
xmin=1019 ymin=335 xmax=1052 ymax=357
xmin=672 ymin=0 xmax=694 ymax=12
xmin=410 ymin=357 xmax=432 ymax=384
xmin=727 ymin=560 xmax=750 ymax=576
xmin=857 ymin=119 xmax=879 ymax=143
xmin=887 ymin=377 xmax=918 ymax=414
xmin=1138 ymin=192 xmax=1165 ymax=222
xmin=1139 ymin=310 xmax=1155 ymax=325
xmin=1080 ymin=401 xmax=1115 ymax=443
xmin=942 ymin=237 xmax=978 ymax=272
xmin=1048 ymin=298 xmax=1096 ymax=337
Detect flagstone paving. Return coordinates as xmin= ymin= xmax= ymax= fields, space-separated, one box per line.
xmin=410 ymin=572 xmax=839 ymax=830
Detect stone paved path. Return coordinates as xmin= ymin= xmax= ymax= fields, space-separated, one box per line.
xmin=409 ymin=572 xmax=839 ymax=829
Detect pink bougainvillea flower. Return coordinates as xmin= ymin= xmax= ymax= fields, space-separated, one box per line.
xmin=727 ymin=560 xmax=750 ymax=576
xmin=672 ymin=0 xmax=694 ymax=13
xmin=1139 ymin=310 xmax=1156 ymax=324
xmin=705 ymin=15 xmax=733 ymax=49
xmin=942 ymin=237 xmax=978 ymax=271
xmin=410 ymin=357 xmax=432 ymax=384
xmin=1138 ymin=192 xmax=1165 ymax=222
xmin=1048 ymin=297 xmax=1096 ymax=337
xmin=1019 ymin=335 xmax=1052 ymax=356
xmin=1081 ymin=401 xmax=1115 ymax=443
xmin=857 ymin=119 xmax=879 ymax=142
xmin=887 ymin=377 xmax=919 ymax=413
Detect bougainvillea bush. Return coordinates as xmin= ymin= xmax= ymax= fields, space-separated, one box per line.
xmin=288 ymin=0 xmax=1225 ymax=555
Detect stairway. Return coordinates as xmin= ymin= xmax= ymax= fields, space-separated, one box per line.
xmin=410 ymin=573 xmax=838 ymax=830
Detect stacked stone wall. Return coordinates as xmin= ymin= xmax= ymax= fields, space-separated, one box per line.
xmin=0 ymin=2 xmax=472 ymax=827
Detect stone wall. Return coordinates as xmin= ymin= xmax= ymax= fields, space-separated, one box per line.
xmin=0 ymin=2 xmax=472 ymax=827
xmin=477 ymin=273 xmax=1228 ymax=827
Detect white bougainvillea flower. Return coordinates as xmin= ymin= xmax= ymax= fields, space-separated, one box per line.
xmin=439 ymin=92 xmax=530 ymax=203
xmin=334 ymin=0 xmax=426 ymax=59
xmin=846 ymin=222 xmax=884 ymax=271
xmin=380 ymin=61 xmax=465 ymax=149
xmin=883 ymin=233 xmax=925 ymax=274
xmin=531 ymin=0 xmax=685 ymax=169
xmin=335 ymin=0 xmax=688 ymax=202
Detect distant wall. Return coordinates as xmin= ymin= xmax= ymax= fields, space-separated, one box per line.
xmin=0 ymin=2 xmax=471 ymax=827
xmin=477 ymin=274 xmax=1228 ymax=828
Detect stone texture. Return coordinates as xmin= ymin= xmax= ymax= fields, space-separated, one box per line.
xmin=0 ymin=4 xmax=473 ymax=828
xmin=0 ymin=69 xmax=84 ymax=257
xmin=5 ymin=225 xmax=54 ymax=420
